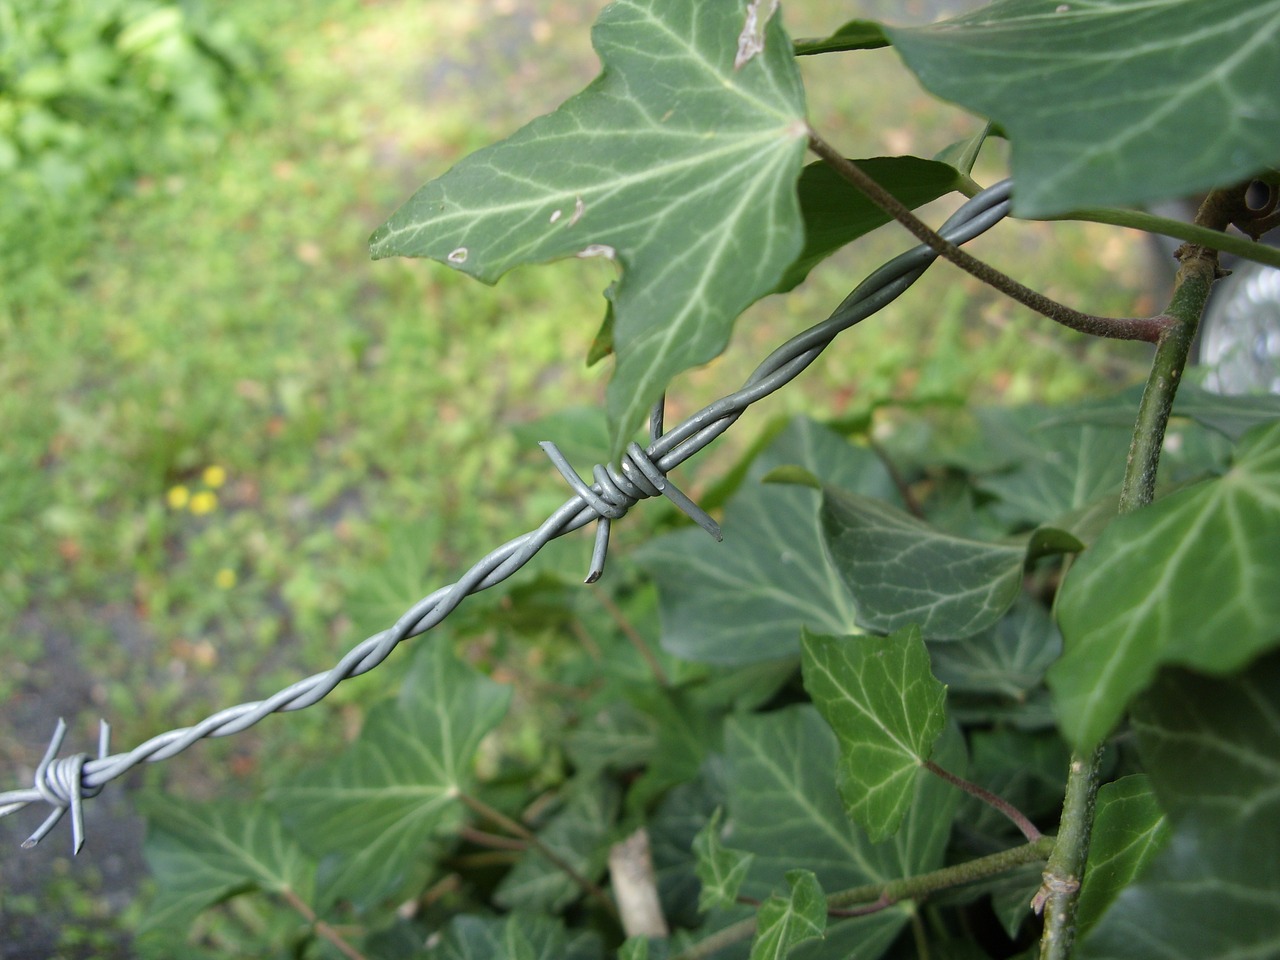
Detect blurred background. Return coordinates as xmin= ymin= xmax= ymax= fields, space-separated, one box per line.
xmin=0 ymin=1 xmax=1154 ymax=955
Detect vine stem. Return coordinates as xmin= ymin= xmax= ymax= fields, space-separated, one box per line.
xmin=672 ymin=837 xmax=1054 ymax=960
xmin=1034 ymin=207 xmax=1280 ymax=270
xmin=457 ymin=791 xmax=619 ymax=919
xmin=924 ymin=760 xmax=1042 ymax=842
xmin=278 ymin=887 xmax=368 ymax=960
xmin=1036 ymin=220 xmax=1221 ymax=959
xmin=592 ymin=588 xmax=671 ymax=686
xmin=805 ymin=130 xmax=1169 ymax=344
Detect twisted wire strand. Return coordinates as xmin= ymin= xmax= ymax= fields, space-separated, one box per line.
xmin=0 ymin=181 xmax=1014 ymax=851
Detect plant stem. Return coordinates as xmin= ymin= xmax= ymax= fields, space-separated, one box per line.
xmin=1034 ymin=207 xmax=1280 ymax=270
xmin=923 ymin=760 xmax=1042 ymax=842
xmin=1117 ymin=255 xmax=1217 ymax=513
xmin=672 ymin=838 xmax=1054 ymax=960
xmin=1034 ymin=744 xmax=1103 ymax=957
xmin=458 ymin=824 xmax=528 ymax=851
xmin=866 ymin=434 xmax=924 ymax=518
xmin=1037 ymin=210 xmax=1221 ymax=960
xmin=279 ymin=887 xmax=367 ymax=960
xmin=457 ymin=791 xmax=619 ymax=918
xmin=829 ymin=836 xmax=1055 ymax=908
xmin=593 ymin=588 xmax=671 ymax=686
xmin=806 ymin=130 xmax=1169 ymax=344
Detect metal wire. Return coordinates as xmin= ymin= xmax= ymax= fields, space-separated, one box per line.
xmin=0 ymin=180 xmax=1014 ymax=852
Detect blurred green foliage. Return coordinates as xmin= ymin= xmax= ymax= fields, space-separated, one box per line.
xmin=0 ymin=0 xmax=264 ymax=302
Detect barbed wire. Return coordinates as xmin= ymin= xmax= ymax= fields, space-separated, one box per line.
xmin=0 ymin=180 xmax=1014 ymax=853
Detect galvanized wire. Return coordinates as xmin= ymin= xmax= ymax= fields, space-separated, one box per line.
xmin=0 ymin=180 xmax=1014 ymax=852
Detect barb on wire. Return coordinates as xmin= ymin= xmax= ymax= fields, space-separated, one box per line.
xmin=0 ymin=181 xmax=1015 ymax=853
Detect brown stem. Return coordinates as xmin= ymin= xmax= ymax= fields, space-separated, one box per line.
xmin=458 ymin=791 xmax=618 ymax=918
xmin=866 ymin=435 xmax=924 ymax=519
xmin=593 ymin=589 xmax=671 ymax=686
xmin=924 ymin=760 xmax=1042 ymax=842
xmin=458 ymin=824 xmax=528 ymax=851
xmin=828 ymin=892 xmax=895 ymax=917
xmin=806 ymin=130 xmax=1170 ymax=344
xmin=279 ymin=888 xmax=367 ymax=960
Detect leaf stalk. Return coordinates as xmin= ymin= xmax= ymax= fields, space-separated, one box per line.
xmin=457 ymin=792 xmax=619 ymax=919
xmin=923 ymin=760 xmax=1042 ymax=842
xmin=805 ymin=130 xmax=1169 ymax=343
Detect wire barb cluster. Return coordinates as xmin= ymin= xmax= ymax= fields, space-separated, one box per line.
xmin=542 ymin=409 xmax=722 ymax=583
xmin=0 ymin=180 xmax=1014 ymax=853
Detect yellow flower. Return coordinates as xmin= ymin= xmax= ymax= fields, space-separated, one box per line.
xmin=189 ymin=491 xmax=219 ymax=515
xmin=166 ymin=485 xmax=190 ymax=509
xmin=203 ymin=465 xmax=227 ymax=489
xmin=214 ymin=568 xmax=237 ymax=590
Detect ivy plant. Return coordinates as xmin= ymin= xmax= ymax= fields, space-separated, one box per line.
xmin=104 ymin=1 xmax=1280 ymax=958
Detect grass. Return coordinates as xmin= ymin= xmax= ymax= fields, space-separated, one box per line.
xmin=0 ymin=0 xmax=1157 ymax=953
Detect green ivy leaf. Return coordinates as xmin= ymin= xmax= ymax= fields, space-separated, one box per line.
xmin=886 ymin=1 xmax=1280 ymax=216
xmin=975 ymin=420 xmax=1130 ymax=531
xmin=1168 ymin=387 xmax=1280 ymax=442
xmin=139 ymin=798 xmax=315 ymax=934
xmin=370 ymin=0 xmax=808 ymax=452
xmin=928 ymin=597 xmax=1062 ymax=703
xmin=722 ymin=708 xmax=966 ymax=957
xmin=777 ymin=157 xmax=965 ymax=291
xmin=494 ymin=779 xmax=619 ymax=913
xmin=820 ymin=489 xmax=1037 ymax=640
xmin=649 ymin=775 xmax=724 ymax=930
xmin=620 ymin=936 xmax=659 ymax=960
xmin=637 ymin=417 xmax=893 ymax=664
xmin=794 ymin=20 xmax=890 ymax=56
xmin=1079 ymin=656 xmax=1280 ymax=958
xmin=749 ymin=870 xmax=827 ymax=960
xmin=1049 ymin=419 xmax=1280 ymax=750
xmin=1075 ymin=776 xmax=1170 ymax=938
xmin=268 ymin=640 xmax=511 ymax=906
xmin=800 ymin=626 xmax=946 ymax=841
xmin=693 ymin=808 xmax=756 ymax=912
xmin=428 ymin=913 xmax=581 ymax=960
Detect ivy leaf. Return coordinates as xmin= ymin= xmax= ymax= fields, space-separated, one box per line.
xmin=1078 ymin=656 xmax=1280 ymax=958
xmin=800 ymin=626 xmax=947 ymax=841
xmin=777 ymin=157 xmax=965 ymax=291
xmin=820 ymin=488 xmax=1050 ymax=640
xmin=975 ymin=420 xmax=1130 ymax=531
xmin=494 ymin=779 xmax=619 ymax=913
xmin=620 ymin=937 xmax=662 ymax=960
xmin=649 ymin=775 xmax=724 ymax=930
xmin=428 ymin=913 xmax=582 ymax=960
xmin=886 ymin=1 xmax=1280 ymax=216
xmin=1168 ymin=387 xmax=1280 ymax=442
xmin=928 ymin=597 xmax=1062 ymax=703
xmin=268 ymin=640 xmax=511 ymax=906
xmin=749 ymin=870 xmax=827 ymax=960
xmin=722 ymin=708 xmax=966 ymax=957
xmin=138 ymin=798 xmax=315 ymax=934
xmin=693 ymin=808 xmax=755 ymax=912
xmin=370 ymin=0 xmax=808 ymax=452
xmin=1049 ymin=419 xmax=1280 ymax=750
xmin=1075 ymin=776 xmax=1170 ymax=938
xmin=637 ymin=417 xmax=893 ymax=664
